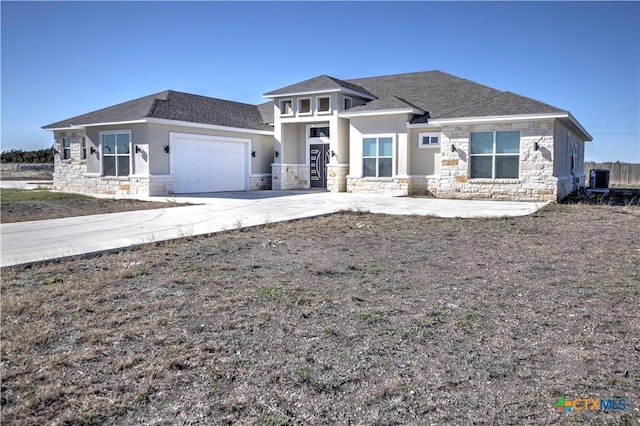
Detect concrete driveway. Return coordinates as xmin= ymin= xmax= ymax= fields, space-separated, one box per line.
xmin=1 ymin=191 xmax=546 ymax=267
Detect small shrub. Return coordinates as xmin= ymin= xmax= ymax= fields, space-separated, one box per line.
xmin=41 ymin=276 xmax=62 ymax=285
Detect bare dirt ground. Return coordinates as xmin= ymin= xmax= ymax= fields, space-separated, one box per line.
xmin=0 ymin=189 xmax=189 ymax=223
xmin=1 ymin=204 xmax=639 ymax=425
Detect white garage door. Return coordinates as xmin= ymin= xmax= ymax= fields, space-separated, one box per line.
xmin=171 ymin=133 xmax=248 ymax=193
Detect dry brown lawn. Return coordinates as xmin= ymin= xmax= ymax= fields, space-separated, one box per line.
xmin=0 ymin=189 xmax=189 ymax=223
xmin=1 ymin=204 xmax=639 ymax=425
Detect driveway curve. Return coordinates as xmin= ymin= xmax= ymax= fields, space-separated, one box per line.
xmin=1 ymin=191 xmax=546 ymax=267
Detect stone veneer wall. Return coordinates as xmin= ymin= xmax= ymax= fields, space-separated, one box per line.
xmin=407 ymin=176 xmax=439 ymax=196
xmin=557 ymin=175 xmax=584 ymax=200
xmin=250 ymin=175 xmax=272 ymax=191
xmin=327 ymin=165 xmax=348 ymax=192
xmin=53 ymin=140 xmax=175 ymax=196
xmin=436 ymin=120 xmax=559 ymax=202
xmin=271 ymin=164 xmax=310 ymax=190
xmin=347 ymin=177 xmax=409 ymax=196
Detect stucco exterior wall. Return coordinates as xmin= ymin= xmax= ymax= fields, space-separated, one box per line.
xmin=53 ymin=123 xmax=275 ymax=196
xmin=346 ymin=114 xmax=412 ymax=194
xmin=408 ymin=127 xmax=441 ymax=176
xmin=147 ymin=123 xmax=274 ymax=175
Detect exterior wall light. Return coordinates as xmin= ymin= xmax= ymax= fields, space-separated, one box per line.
xmin=274 ymin=150 xmax=279 ymax=158
xmin=331 ymin=150 xmax=336 ymax=158
xmin=534 ymin=142 xmax=539 ymax=151
xmin=451 ymin=144 xmax=457 ymax=152
xmin=90 ymin=147 xmax=97 ymax=154
xmin=164 ymin=145 xmax=170 ymax=153
xmin=251 ymin=150 xmax=256 ymax=158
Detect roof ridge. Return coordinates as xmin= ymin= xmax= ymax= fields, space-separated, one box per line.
xmin=168 ymin=90 xmax=266 ymax=107
xmin=146 ymin=90 xmax=172 ymax=117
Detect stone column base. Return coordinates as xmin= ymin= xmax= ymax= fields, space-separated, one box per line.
xmin=327 ymin=164 xmax=349 ymax=192
xmin=271 ymin=164 xmax=310 ymax=190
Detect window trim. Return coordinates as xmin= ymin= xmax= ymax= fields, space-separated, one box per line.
xmin=298 ymin=97 xmax=312 ymax=115
xmin=362 ymin=135 xmax=395 ymax=178
xmin=316 ymin=96 xmax=331 ymax=114
xmin=469 ymin=130 xmax=520 ymax=180
xmin=62 ymin=137 xmax=72 ymax=160
xmin=344 ymin=96 xmax=353 ymax=110
xmin=418 ymin=132 xmax=440 ymax=148
xmin=309 ymin=126 xmax=330 ymax=138
xmin=280 ymin=99 xmax=293 ymax=116
xmin=99 ymin=129 xmax=132 ymax=177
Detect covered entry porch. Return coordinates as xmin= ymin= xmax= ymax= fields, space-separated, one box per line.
xmin=271 ymin=120 xmax=349 ymax=192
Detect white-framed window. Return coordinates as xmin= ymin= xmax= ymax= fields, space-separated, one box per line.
xmin=363 ymin=137 xmax=393 ymax=177
xmin=469 ymin=130 xmax=520 ymax=179
xmin=344 ymin=96 xmax=353 ymax=110
xmin=309 ymin=126 xmax=330 ymax=138
xmin=418 ymin=132 xmax=440 ymax=148
xmin=317 ymin=96 xmax=331 ymax=113
xmin=100 ymin=130 xmax=131 ymax=176
xmin=62 ymin=137 xmax=72 ymax=160
xmin=298 ymin=98 xmax=311 ymax=115
xmin=280 ymin=99 xmax=293 ymax=116
xmin=81 ymin=137 xmax=87 ymax=160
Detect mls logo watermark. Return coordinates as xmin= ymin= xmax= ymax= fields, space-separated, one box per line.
xmin=555 ymin=396 xmax=626 ymax=414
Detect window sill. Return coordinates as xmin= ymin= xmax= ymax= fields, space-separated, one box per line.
xmin=360 ymin=176 xmax=395 ymax=181
xmin=469 ymin=178 xmax=521 ymax=184
xmin=418 ymin=145 xmax=440 ymax=149
xmin=315 ymin=110 xmax=332 ymax=115
xmin=297 ymin=112 xmax=312 ymax=117
xmin=100 ymin=175 xmax=132 ymax=180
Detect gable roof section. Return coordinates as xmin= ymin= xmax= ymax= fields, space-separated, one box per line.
xmin=263 ymin=75 xmax=375 ymax=99
xmin=257 ymin=100 xmax=274 ymax=125
xmin=43 ymin=90 xmax=273 ymax=132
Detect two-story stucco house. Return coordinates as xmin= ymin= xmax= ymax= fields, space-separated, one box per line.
xmin=43 ymin=70 xmax=592 ymax=201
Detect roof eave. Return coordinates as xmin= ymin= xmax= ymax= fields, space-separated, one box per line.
xmin=42 ymin=124 xmax=87 ymax=131
xmin=43 ymin=117 xmax=274 ymax=135
xmin=428 ymin=112 xmax=592 ymax=141
xmin=564 ymin=112 xmax=593 ymax=141
xmin=42 ymin=118 xmax=149 ymax=131
xmin=339 ymin=108 xmax=424 ymax=118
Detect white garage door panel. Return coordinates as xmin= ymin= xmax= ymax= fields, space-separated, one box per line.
xmin=172 ymin=136 xmax=247 ymax=193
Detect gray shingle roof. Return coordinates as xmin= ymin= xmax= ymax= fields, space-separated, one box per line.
xmin=263 ymin=75 xmax=375 ymax=98
xmin=257 ymin=101 xmax=274 ymax=125
xmin=42 ymin=90 xmax=273 ymax=132
xmin=341 ymin=70 xmax=566 ymax=119
xmin=264 ymin=70 xmax=566 ymax=120
xmin=434 ymin=91 xmax=565 ymax=119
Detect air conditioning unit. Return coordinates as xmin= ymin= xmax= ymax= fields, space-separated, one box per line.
xmin=589 ymin=169 xmax=610 ymax=190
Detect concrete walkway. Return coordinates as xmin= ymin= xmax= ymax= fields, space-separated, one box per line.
xmin=0 ymin=191 xmax=546 ymax=267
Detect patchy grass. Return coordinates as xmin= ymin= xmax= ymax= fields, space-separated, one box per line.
xmin=1 ymin=204 xmax=639 ymax=424
xmin=0 ymin=189 xmax=190 ymax=223
xmin=0 ymin=188 xmax=90 ymax=201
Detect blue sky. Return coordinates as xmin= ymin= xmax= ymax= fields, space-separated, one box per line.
xmin=2 ymin=1 xmax=639 ymax=162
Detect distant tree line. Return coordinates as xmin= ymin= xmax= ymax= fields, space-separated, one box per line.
xmin=1 ymin=148 xmax=54 ymax=163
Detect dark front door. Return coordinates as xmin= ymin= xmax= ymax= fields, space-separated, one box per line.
xmin=310 ymin=144 xmax=330 ymax=188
